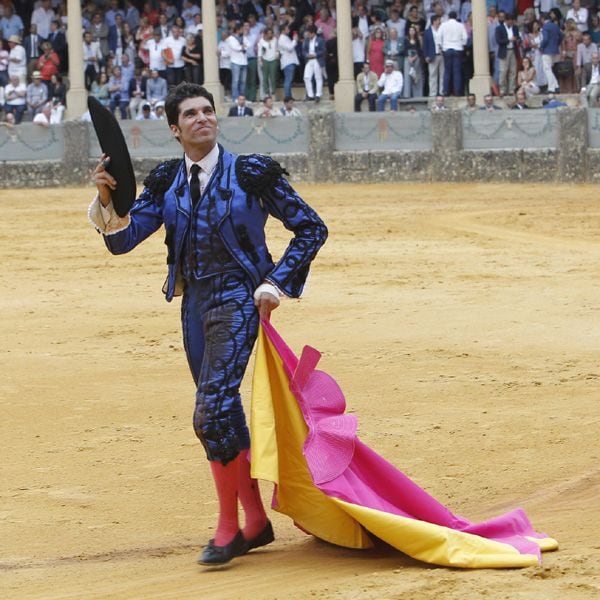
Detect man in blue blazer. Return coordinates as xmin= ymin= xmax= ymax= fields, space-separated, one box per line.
xmin=90 ymin=83 xmax=327 ymax=567
xmin=495 ymin=12 xmax=520 ymax=96
xmin=302 ymin=25 xmax=325 ymax=101
xmin=541 ymin=9 xmax=564 ymax=93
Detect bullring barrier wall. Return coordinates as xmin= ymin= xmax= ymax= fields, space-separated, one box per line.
xmin=2 ymin=107 xmax=600 ymax=187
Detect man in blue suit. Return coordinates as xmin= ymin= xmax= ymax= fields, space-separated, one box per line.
xmin=541 ymin=9 xmax=563 ymax=93
xmin=302 ymin=25 xmax=325 ymax=102
xmin=90 ymin=83 xmax=327 ymax=567
xmin=495 ymin=12 xmax=520 ymax=96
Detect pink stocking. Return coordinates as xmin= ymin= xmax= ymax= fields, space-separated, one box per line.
xmin=209 ymin=456 xmax=240 ymax=546
xmin=238 ymin=449 xmax=268 ymax=540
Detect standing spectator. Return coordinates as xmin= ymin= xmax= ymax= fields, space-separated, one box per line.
xmin=353 ymin=5 xmax=372 ymax=42
xmin=27 ymin=71 xmax=48 ymax=117
xmin=302 ymin=25 xmax=324 ymax=102
xmin=128 ymin=67 xmax=148 ymax=117
xmin=245 ymin=14 xmax=264 ymax=103
xmin=258 ymin=27 xmax=278 ymax=99
xmin=4 ymin=73 xmax=26 ymax=123
xmin=157 ymin=13 xmax=170 ymax=40
xmin=105 ymin=0 xmax=125 ymax=30
xmin=182 ymin=0 xmax=201 ymax=30
xmin=228 ymin=22 xmax=249 ymax=102
xmin=566 ymin=0 xmax=588 ymax=35
xmin=351 ymin=27 xmax=366 ymax=77
xmin=186 ymin=13 xmax=203 ymax=37
xmin=163 ymin=25 xmax=186 ymax=88
xmin=377 ymin=59 xmax=404 ymax=111
xmin=89 ymin=12 xmax=110 ymax=59
xmin=1 ymin=5 xmax=23 ymax=41
xmin=576 ymin=32 xmax=598 ymax=92
xmin=280 ymin=95 xmax=302 ymax=115
xmin=582 ymin=51 xmax=600 ymax=107
xmin=523 ymin=20 xmax=546 ymax=90
xmin=108 ymin=13 xmax=126 ymax=64
xmin=7 ymin=34 xmax=26 ymax=83
xmin=366 ymin=27 xmax=385 ymax=77
xmin=424 ymin=14 xmax=443 ymax=96
xmin=315 ymin=7 xmax=336 ymax=41
xmin=136 ymin=15 xmax=154 ymax=66
xmin=31 ymin=0 xmax=55 ymax=41
xmin=228 ymin=93 xmax=254 ymax=116
xmin=125 ymin=0 xmax=141 ymax=34
xmin=384 ymin=26 xmax=405 ymax=72
xmin=23 ymin=24 xmax=42 ymax=79
xmin=83 ymin=30 xmax=102 ymax=91
xmin=120 ymin=53 xmax=135 ymax=85
xmin=324 ymin=29 xmax=338 ymax=100
xmin=142 ymin=1 xmax=160 ymax=28
xmin=559 ymin=18 xmax=581 ymax=93
xmin=386 ymin=8 xmax=406 ymax=39
xmin=591 ymin=15 xmax=600 ymax=45
xmin=278 ymin=23 xmax=299 ymax=99
xmin=47 ymin=20 xmax=66 ymax=73
xmin=182 ymin=32 xmax=203 ymax=85
xmin=108 ymin=65 xmax=130 ymax=119
xmin=405 ymin=4 xmax=426 ymax=36
xmin=439 ymin=10 xmax=467 ymax=96
xmin=496 ymin=12 xmax=520 ymax=97
xmin=403 ymin=24 xmax=424 ymax=98
xmin=217 ymin=30 xmax=232 ymax=99
xmin=146 ymin=68 xmax=168 ymax=107
xmin=354 ymin=60 xmax=378 ymax=111
xmin=148 ymin=29 xmax=167 ymax=80
xmin=540 ymin=9 xmax=563 ymax=94
xmin=37 ymin=41 xmax=59 ymax=92
xmin=0 ymin=36 xmax=9 ymax=87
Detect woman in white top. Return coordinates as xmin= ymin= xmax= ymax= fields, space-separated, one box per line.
xmin=278 ymin=23 xmax=299 ymax=99
xmin=218 ymin=30 xmax=232 ymax=98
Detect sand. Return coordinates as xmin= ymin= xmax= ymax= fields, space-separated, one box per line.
xmin=1 ymin=183 xmax=599 ymax=600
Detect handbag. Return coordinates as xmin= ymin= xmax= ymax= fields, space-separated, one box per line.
xmin=554 ymin=60 xmax=573 ymax=77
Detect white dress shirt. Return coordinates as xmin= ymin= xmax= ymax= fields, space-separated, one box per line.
xmin=439 ymin=18 xmax=467 ymax=51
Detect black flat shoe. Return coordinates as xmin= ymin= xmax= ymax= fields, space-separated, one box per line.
xmin=197 ymin=530 xmax=249 ymax=566
xmin=245 ymin=520 xmax=275 ymax=552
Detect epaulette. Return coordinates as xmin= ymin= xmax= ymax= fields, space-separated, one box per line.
xmin=235 ymin=154 xmax=290 ymax=195
xmin=143 ymin=158 xmax=181 ymax=198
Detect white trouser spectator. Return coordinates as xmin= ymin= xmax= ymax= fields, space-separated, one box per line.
xmin=304 ymin=58 xmax=323 ymax=99
xmin=542 ymin=54 xmax=559 ymax=92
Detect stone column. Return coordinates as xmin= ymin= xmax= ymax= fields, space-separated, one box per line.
xmin=202 ymin=0 xmax=223 ymax=112
xmin=469 ymin=0 xmax=492 ymax=104
xmin=66 ymin=0 xmax=88 ymax=120
xmin=334 ymin=0 xmax=355 ymax=113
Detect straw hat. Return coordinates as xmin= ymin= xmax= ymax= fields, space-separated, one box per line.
xmin=8 ymin=35 xmax=21 ymax=44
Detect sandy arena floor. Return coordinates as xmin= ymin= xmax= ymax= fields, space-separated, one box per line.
xmin=1 ymin=183 xmax=599 ymax=600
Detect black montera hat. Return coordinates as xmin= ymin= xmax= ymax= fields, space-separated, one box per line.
xmin=88 ymin=96 xmax=136 ymax=218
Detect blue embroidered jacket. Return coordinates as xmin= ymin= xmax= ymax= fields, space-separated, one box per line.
xmin=102 ymin=146 xmax=328 ymax=301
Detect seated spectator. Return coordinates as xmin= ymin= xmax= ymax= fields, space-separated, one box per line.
xmin=90 ymin=71 xmax=110 ymax=107
xmin=255 ymin=95 xmax=279 ymax=118
xmin=279 ymin=96 xmax=302 ymax=116
xmin=32 ymin=101 xmax=53 ymax=127
xmin=228 ymin=94 xmax=253 ymax=117
xmin=0 ymin=111 xmax=16 ymax=128
xmin=49 ymin=73 xmax=67 ymax=107
xmin=108 ymin=65 xmax=130 ymax=119
xmin=481 ymin=93 xmax=501 ymax=111
xmin=464 ymin=93 xmax=478 ymax=112
xmin=146 ymin=68 xmax=168 ymax=107
xmin=0 ymin=39 xmax=9 ymax=87
xmin=516 ymin=56 xmax=540 ymax=99
xmin=154 ymin=100 xmax=166 ymax=120
xmin=135 ymin=101 xmax=158 ymax=120
xmin=511 ymin=90 xmax=529 ymax=109
xmin=4 ymin=74 xmax=27 ymax=123
xmin=27 ymin=70 xmax=48 ymax=117
xmin=377 ymin=60 xmax=404 ymax=112
xmin=128 ymin=67 xmax=148 ymax=117
xmin=354 ymin=61 xmax=378 ymax=112
xmin=542 ymin=94 xmax=568 ymax=108
xmin=431 ymin=94 xmax=447 ymax=111
xmin=582 ymin=52 xmax=600 ymax=107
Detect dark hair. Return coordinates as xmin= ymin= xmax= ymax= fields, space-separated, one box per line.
xmin=307 ymin=24 xmax=317 ymax=34
xmin=448 ymin=10 xmax=457 ymax=19
xmin=283 ymin=96 xmax=294 ymax=102
xmin=165 ymin=83 xmax=215 ymax=127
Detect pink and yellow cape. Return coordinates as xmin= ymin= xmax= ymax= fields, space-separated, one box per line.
xmin=250 ymin=320 xmax=558 ymax=568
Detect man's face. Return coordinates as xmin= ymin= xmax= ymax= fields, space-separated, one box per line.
xmin=285 ymin=99 xmax=294 ymax=110
xmin=516 ymin=91 xmax=525 ymax=103
xmin=385 ymin=64 xmax=393 ymax=73
xmin=30 ymin=24 xmax=37 ymax=34
xmin=84 ymin=32 xmax=92 ymax=43
xmin=151 ymin=69 xmax=159 ymax=78
xmin=237 ymin=95 xmax=246 ymax=107
xmin=171 ymin=96 xmax=218 ymax=151
xmin=467 ymin=95 xmax=476 ymax=107
xmin=583 ymin=34 xmax=591 ymax=47
xmin=592 ymin=53 xmax=599 ymax=66
xmin=265 ymin=97 xmax=273 ymax=109
xmin=435 ymin=96 xmax=444 ymax=108
xmin=363 ymin=63 xmax=370 ymax=74
xmin=484 ymin=95 xmax=493 ymax=107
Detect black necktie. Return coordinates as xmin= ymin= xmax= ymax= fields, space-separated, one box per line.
xmin=190 ymin=164 xmax=201 ymax=207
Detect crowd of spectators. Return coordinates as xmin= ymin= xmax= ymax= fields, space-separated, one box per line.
xmin=1 ymin=0 xmax=600 ymax=128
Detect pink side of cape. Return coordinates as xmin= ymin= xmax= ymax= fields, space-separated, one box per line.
xmin=260 ymin=319 xmax=548 ymax=560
